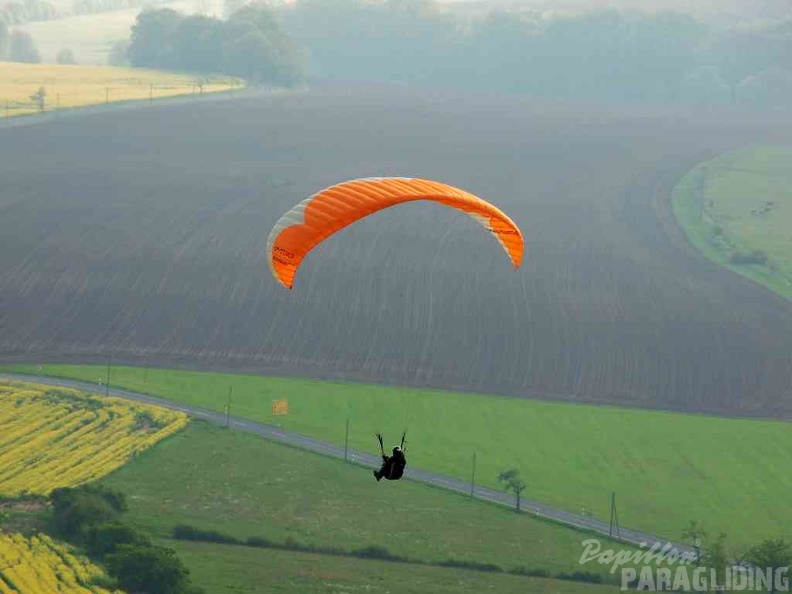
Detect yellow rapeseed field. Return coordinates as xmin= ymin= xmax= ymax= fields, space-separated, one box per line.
xmin=0 ymin=532 xmax=121 ymax=593
xmin=0 ymin=381 xmax=188 ymax=496
xmin=0 ymin=62 xmax=241 ymax=118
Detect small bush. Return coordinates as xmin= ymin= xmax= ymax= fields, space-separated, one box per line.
xmin=50 ymin=486 xmax=124 ymax=540
xmin=245 ymin=536 xmax=271 ymax=548
xmin=351 ymin=545 xmax=407 ymax=562
xmin=172 ymin=524 xmax=240 ymax=545
xmin=108 ymin=40 xmax=129 ymax=66
xmin=134 ymin=410 xmax=164 ymax=430
xmin=510 ymin=567 xmax=550 ymax=578
xmin=351 ymin=545 xmax=391 ymax=559
xmin=437 ymin=558 xmax=501 ymax=572
xmin=730 ymin=250 xmax=768 ymax=265
xmin=557 ymin=570 xmax=603 ymax=583
xmin=86 ymin=522 xmax=150 ymax=558
xmin=281 ymin=537 xmax=301 ymax=551
xmin=56 ymin=47 xmax=76 ymax=64
xmin=105 ymin=543 xmax=190 ymax=594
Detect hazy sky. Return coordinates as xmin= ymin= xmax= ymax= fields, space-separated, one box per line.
xmin=438 ymin=0 xmax=790 ymax=20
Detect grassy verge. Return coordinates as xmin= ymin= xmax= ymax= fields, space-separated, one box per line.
xmin=6 ymin=363 xmax=792 ymax=549
xmin=671 ymin=144 xmax=792 ymax=302
xmin=0 ymin=63 xmax=242 ymax=119
xmin=99 ymin=420 xmax=635 ymax=580
xmin=168 ymin=540 xmax=619 ymax=594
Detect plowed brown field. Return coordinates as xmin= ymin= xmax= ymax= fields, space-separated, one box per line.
xmin=1 ymin=83 xmax=791 ymax=416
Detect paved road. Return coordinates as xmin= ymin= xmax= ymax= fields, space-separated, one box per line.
xmin=1 ymin=372 xmax=693 ymax=557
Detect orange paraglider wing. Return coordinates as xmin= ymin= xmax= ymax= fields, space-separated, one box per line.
xmin=266 ymin=177 xmax=524 ymax=289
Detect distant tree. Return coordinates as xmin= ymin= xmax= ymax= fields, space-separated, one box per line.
xmin=730 ymin=249 xmax=769 ymax=265
xmin=682 ymin=520 xmax=707 ymax=565
xmin=745 ymin=538 xmax=792 ymax=592
xmin=105 ymin=543 xmax=191 ymax=594
xmin=128 ymin=6 xmax=303 ymax=86
xmin=1 ymin=2 xmax=26 ymax=25
xmin=704 ymin=532 xmax=730 ymax=587
xmin=170 ymin=14 xmax=224 ymax=73
xmin=29 ymin=86 xmax=45 ymax=112
xmin=128 ymin=8 xmax=182 ymax=69
xmin=0 ymin=21 xmax=9 ymax=59
xmin=56 ymin=47 xmax=76 ymax=64
xmin=226 ymin=5 xmax=304 ymax=85
xmin=50 ymin=485 xmax=127 ymax=539
xmin=107 ymin=39 xmax=129 ymax=66
xmin=497 ymin=469 xmax=526 ymax=512
xmin=0 ymin=0 xmax=57 ymax=24
xmin=85 ymin=522 xmax=151 ymax=557
xmin=8 ymin=29 xmax=40 ymax=62
xmin=51 ymin=486 xmax=117 ymax=538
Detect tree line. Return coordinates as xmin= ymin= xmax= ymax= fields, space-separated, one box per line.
xmin=4 ymin=0 xmax=791 ymax=105
xmin=0 ymin=21 xmax=40 ymax=63
xmin=276 ymin=0 xmax=792 ymax=109
xmin=126 ymin=5 xmax=302 ymax=86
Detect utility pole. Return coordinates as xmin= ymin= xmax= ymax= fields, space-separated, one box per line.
xmin=105 ymin=355 xmax=111 ymax=398
xmin=105 ymin=87 xmax=109 ymax=105
xmin=225 ymin=386 xmax=232 ymax=428
xmin=343 ymin=419 xmax=350 ymax=462
xmin=609 ymin=492 xmax=621 ymax=540
xmin=149 ymin=83 xmax=153 ymax=103
xmin=470 ymin=452 xmax=477 ymax=496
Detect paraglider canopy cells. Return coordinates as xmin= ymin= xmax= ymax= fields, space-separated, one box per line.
xmin=267 ymin=177 xmax=525 ymax=289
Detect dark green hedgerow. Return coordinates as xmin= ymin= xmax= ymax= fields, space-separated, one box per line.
xmin=170 ymin=524 xmax=615 ymax=585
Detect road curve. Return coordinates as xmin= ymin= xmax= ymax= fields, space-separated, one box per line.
xmin=1 ymin=372 xmax=693 ymax=556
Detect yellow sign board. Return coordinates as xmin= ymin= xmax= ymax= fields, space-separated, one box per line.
xmin=272 ymin=399 xmax=289 ymax=416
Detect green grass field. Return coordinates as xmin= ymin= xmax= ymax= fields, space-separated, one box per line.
xmin=101 ymin=421 xmax=628 ymax=579
xmin=672 ymin=144 xmax=792 ymax=302
xmin=169 ymin=540 xmax=619 ymax=594
xmin=7 ymin=364 xmax=792 ymax=550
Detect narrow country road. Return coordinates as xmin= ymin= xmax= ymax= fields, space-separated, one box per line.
xmin=1 ymin=372 xmax=693 ymax=557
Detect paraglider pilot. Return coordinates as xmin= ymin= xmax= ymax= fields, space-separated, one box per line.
xmin=373 ymin=432 xmax=406 ymax=482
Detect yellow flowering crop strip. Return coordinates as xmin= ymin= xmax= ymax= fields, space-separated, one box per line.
xmin=0 ymin=532 xmax=121 ymax=593
xmin=0 ymin=381 xmax=188 ymax=496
